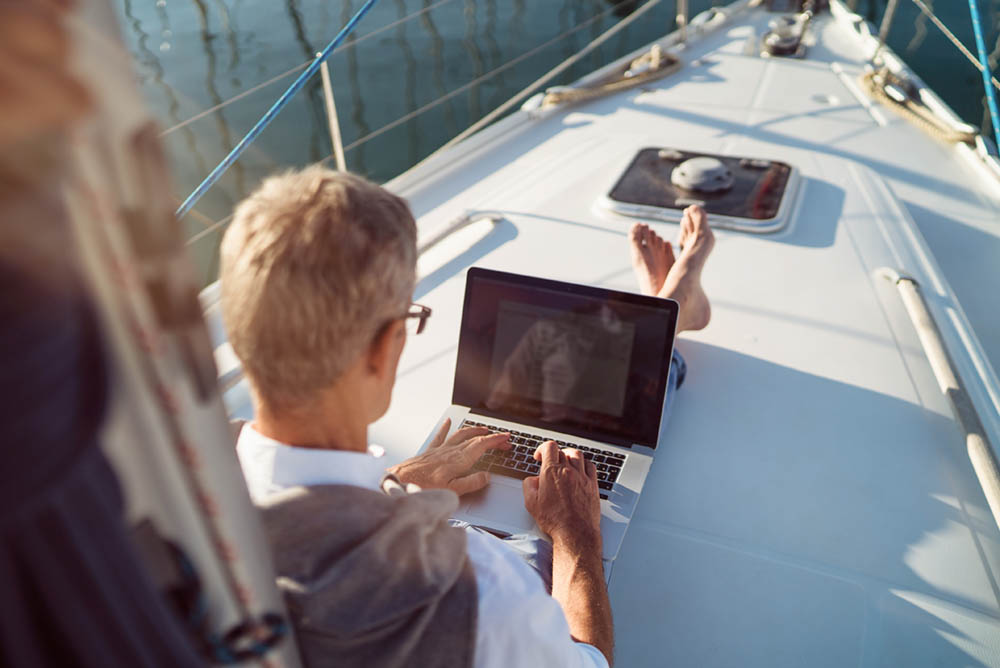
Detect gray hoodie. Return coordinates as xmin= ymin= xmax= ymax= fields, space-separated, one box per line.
xmin=259 ymin=482 xmax=477 ymax=668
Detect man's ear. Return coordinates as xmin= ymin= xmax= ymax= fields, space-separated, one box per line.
xmin=366 ymin=319 xmax=405 ymax=379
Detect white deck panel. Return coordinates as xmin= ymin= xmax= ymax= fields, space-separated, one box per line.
xmin=219 ymin=5 xmax=1000 ymax=666
xmin=377 ymin=8 xmax=1000 ymax=667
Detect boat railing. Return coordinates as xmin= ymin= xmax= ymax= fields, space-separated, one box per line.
xmin=877 ymin=268 xmax=1000 ymax=533
xmin=175 ymin=0 xmax=998 ymax=250
xmin=173 ymin=0 xmax=691 ymax=238
xmin=875 ymin=0 xmax=999 ymax=147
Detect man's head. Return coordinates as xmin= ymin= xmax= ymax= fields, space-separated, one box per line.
xmin=220 ymin=166 xmax=417 ymax=422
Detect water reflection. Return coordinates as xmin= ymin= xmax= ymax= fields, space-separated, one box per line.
xmin=285 ymin=0 xmax=325 ymax=164
xmin=394 ymin=0 xmax=420 ymax=163
xmin=113 ymin=0 xmax=994 ymax=281
xmin=343 ymin=0 xmax=372 ymax=174
xmin=420 ymin=0 xmax=459 ymax=138
xmin=192 ymin=0 xmax=246 ymax=200
xmin=121 ymin=0 xmax=212 ymax=184
xmin=483 ymin=0 xmax=505 ymax=107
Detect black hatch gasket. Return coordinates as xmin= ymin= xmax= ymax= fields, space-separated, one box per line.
xmin=606 ymin=148 xmax=794 ymax=222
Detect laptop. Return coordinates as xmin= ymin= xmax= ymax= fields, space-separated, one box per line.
xmin=423 ymin=267 xmax=679 ymax=561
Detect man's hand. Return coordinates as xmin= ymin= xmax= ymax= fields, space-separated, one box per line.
xmin=388 ymin=418 xmax=511 ymax=495
xmin=524 ymin=441 xmax=612 ymax=663
xmin=522 ymin=441 xmax=602 ymax=550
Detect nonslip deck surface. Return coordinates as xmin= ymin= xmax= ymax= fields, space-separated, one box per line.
xmin=219 ymin=4 xmax=1000 ymax=665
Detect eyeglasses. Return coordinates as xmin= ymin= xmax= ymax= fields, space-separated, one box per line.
xmin=403 ymin=302 xmax=432 ymax=335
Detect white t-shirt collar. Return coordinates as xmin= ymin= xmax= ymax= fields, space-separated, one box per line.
xmin=236 ymin=423 xmax=386 ymax=503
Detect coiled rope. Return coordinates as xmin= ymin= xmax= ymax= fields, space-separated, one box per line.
xmin=538 ymin=44 xmax=681 ymax=109
xmin=860 ymin=68 xmax=977 ymax=144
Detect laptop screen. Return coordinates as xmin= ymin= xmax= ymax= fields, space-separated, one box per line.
xmin=453 ymin=268 xmax=678 ymax=448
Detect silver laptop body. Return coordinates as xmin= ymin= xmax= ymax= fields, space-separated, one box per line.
xmin=422 ymin=267 xmax=679 ymax=562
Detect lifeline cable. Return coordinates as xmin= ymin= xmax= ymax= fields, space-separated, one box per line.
xmin=175 ymin=0 xmax=381 ymax=219
xmin=967 ymin=0 xmax=1000 ymax=146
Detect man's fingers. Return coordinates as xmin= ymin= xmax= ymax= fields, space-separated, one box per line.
xmin=444 ymin=425 xmax=491 ymax=447
xmin=460 ymin=432 xmax=510 ymax=463
xmin=585 ymin=460 xmax=598 ymax=481
xmin=522 ymin=475 xmax=539 ymax=507
xmin=535 ymin=440 xmax=562 ymax=468
xmin=427 ymin=418 xmax=451 ymax=449
xmin=564 ymin=448 xmax=586 ymax=475
xmin=448 ymin=471 xmax=490 ymax=496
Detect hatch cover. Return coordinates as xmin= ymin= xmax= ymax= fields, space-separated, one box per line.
xmin=600 ymin=147 xmax=800 ymax=233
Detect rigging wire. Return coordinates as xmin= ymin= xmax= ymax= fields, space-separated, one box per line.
xmin=175 ymin=0 xmax=382 ymax=219
xmin=965 ymin=0 xmax=1000 ymax=144
xmin=183 ymin=1 xmax=628 ymax=245
xmin=160 ymin=62 xmax=310 ymax=138
xmin=184 ymin=0 xmax=999 ymax=243
xmin=187 ymin=212 xmax=234 ymax=246
xmin=330 ymin=3 xmax=628 ymax=157
xmin=440 ymin=0 xmax=662 ymax=151
xmin=160 ymin=0 xmax=462 ymax=138
xmin=907 ymin=0 xmax=1000 ymax=94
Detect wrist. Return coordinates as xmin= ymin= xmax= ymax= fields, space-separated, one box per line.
xmin=550 ymin=526 xmax=602 ymax=556
xmin=387 ymin=462 xmax=414 ymax=485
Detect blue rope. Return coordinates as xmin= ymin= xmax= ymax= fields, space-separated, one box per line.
xmin=176 ymin=0 xmax=381 ymax=219
xmin=968 ymin=0 xmax=1000 ymax=147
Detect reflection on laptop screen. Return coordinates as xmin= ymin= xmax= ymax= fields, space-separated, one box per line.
xmin=454 ymin=269 xmax=678 ymax=448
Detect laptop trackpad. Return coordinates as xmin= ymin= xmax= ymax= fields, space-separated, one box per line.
xmin=463 ymin=478 xmax=536 ymax=534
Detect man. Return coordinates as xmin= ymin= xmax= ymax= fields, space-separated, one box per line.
xmin=221 ymin=166 xmax=713 ymax=667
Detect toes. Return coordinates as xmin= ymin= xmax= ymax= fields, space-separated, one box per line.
xmin=629 ymin=223 xmax=642 ymax=243
xmin=687 ymin=205 xmax=707 ymax=230
xmin=683 ymin=206 xmax=696 ymax=231
xmin=679 ymin=207 xmax=699 ymax=249
xmin=647 ymin=226 xmax=663 ymax=246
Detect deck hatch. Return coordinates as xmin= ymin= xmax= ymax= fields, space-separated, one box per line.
xmin=601 ymin=147 xmax=798 ymax=233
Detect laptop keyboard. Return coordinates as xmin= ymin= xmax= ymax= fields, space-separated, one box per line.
xmin=462 ymin=420 xmax=626 ymax=499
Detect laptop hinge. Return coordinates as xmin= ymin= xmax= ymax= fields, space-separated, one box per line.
xmin=469 ymin=408 xmax=633 ymax=449
xmin=466 ymin=408 xmax=640 ymax=449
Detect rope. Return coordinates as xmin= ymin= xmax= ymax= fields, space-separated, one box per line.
xmin=331 ymin=2 xmax=628 ymax=154
xmin=184 ymin=204 xmax=222 ymax=229
xmin=441 ymin=0 xmax=664 ymax=151
xmin=860 ymin=69 xmax=977 ymax=144
xmin=187 ymin=212 xmax=234 ymax=246
xmin=160 ymin=0 xmax=462 ymax=138
xmin=966 ymin=0 xmax=1000 ymax=144
xmin=538 ymin=45 xmax=681 ymax=108
xmin=907 ymin=0 xmax=1000 ymax=94
xmin=175 ymin=0 xmax=382 ymax=219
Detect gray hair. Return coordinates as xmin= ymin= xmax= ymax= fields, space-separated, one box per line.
xmin=220 ymin=166 xmax=417 ymax=407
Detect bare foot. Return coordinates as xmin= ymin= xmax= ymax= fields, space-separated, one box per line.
xmin=629 ymin=223 xmax=675 ymax=296
xmin=659 ymin=206 xmax=714 ymax=332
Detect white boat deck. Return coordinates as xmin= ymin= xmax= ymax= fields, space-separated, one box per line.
xmin=217 ymin=3 xmax=1000 ymax=666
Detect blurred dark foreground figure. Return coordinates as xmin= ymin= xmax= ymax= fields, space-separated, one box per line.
xmin=0 ymin=246 xmax=204 ymax=667
xmin=0 ymin=1 xmax=203 ymax=665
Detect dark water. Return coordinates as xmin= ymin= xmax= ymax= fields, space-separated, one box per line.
xmin=113 ymin=0 xmax=999 ymax=284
